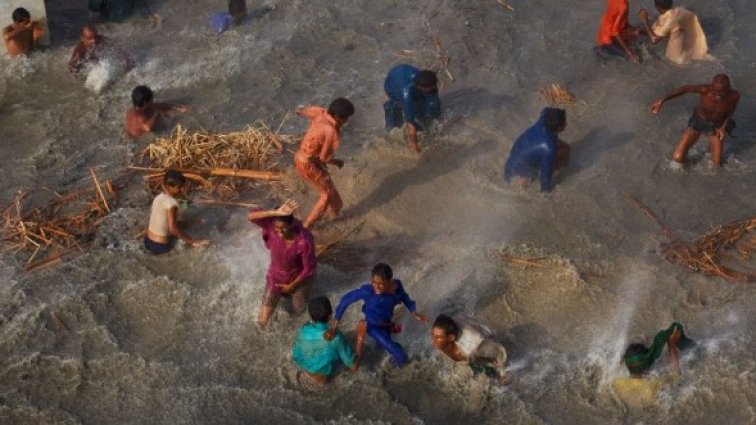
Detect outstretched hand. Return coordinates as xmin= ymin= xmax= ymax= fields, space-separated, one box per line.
xmin=277 ymin=199 xmax=299 ymax=216
xmin=650 ymin=100 xmax=664 ymax=114
xmin=412 ymin=312 xmax=430 ymax=323
xmin=638 ymin=7 xmax=650 ymax=22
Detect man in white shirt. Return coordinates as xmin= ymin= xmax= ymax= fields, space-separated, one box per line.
xmin=638 ymin=0 xmax=709 ymax=65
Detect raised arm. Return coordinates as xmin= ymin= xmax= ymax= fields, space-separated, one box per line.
xmin=296 ymin=105 xmax=324 ymax=120
xmin=247 ymin=199 xmax=298 ymax=224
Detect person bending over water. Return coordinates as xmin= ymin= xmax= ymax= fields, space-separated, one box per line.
xmin=294 ymin=98 xmax=354 ymax=228
xmin=503 ymin=108 xmax=570 ymax=192
xmin=612 ymin=322 xmax=695 ymax=409
xmin=291 ymin=296 xmax=357 ymax=391
xmin=69 ymin=25 xmax=134 ymax=73
xmin=638 ymin=0 xmax=709 ymax=65
xmin=431 ymin=314 xmax=509 ymax=384
xmin=326 ymin=263 xmax=429 ymax=368
xmin=144 ymin=170 xmax=211 ymax=255
xmin=248 ymin=199 xmax=316 ymax=327
xmin=3 ymin=8 xmax=45 ymax=57
xmin=594 ymin=0 xmax=640 ymax=62
xmin=383 ymin=64 xmax=441 ymax=153
xmin=125 ymin=85 xmax=191 ymax=138
xmin=651 ymin=74 xmax=739 ymax=168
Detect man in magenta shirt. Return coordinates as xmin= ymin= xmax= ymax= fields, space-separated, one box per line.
xmin=248 ymin=199 xmax=317 ymax=327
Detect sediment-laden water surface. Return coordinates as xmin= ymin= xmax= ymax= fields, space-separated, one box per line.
xmin=1 ymin=0 xmax=755 ymax=424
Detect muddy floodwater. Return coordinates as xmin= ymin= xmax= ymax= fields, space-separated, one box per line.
xmin=1 ymin=0 xmax=755 ymax=424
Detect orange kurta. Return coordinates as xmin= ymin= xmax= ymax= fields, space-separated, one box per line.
xmin=294 ymin=106 xmax=343 ymax=228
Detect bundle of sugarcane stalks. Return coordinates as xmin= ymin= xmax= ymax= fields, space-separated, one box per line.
xmin=1 ymin=169 xmax=117 ymax=272
xmin=540 ymin=84 xmax=582 ymax=106
xmin=132 ymin=123 xmax=298 ymax=199
xmin=626 ymin=194 xmax=756 ymax=283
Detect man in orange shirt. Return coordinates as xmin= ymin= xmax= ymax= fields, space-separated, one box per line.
xmin=594 ymin=0 xmax=640 ymax=62
xmin=294 ymin=98 xmax=355 ymax=228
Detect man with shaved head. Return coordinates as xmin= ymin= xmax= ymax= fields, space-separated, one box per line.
xmin=650 ymin=74 xmax=739 ymax=167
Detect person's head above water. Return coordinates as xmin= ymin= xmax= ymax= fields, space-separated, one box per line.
xmin=328 ymin=98 xmax=355 ymax=125
xmin=308 ymin=296 xmax=332 ymax=323
xmin=623 ymin=343 xmax=651 ymax=377
xmin=543 ymin=108 xmax=567 ymax=133
xmin=271 ymin=210 xmax=296 ymax=239
xmin=80 ymin=25 xmax=98 ymax=48
xmin=163 ymin=169 xmax=186 ymax=195
xmin=11 ymin=7 xmax=31 ymax=24
xmin=711 ymin=74 xmax=731 ymax=97
xmin=431 ymin=314 xmax=460 ymax=350
xmin=414 ymin=70 xmax=438 ymax=93
xmin=131 ymin=85 xmax=155 ymax=108
xmin=370 ymin=262 xmax=393 ymax=294
xmin=228 ymin=0 xmax=247 ymax=21
xmin=654 ymin=0 xmax=673 ymax=13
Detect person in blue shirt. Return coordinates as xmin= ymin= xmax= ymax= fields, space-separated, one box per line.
xmin=325 ymin=263 xmax=429 ymax=367
xmin=291 ymin=296 xmax=357 ymax=390
xmin=503 ymin=107 xmax=570 ymax=192
xmin=384 ymin=64 xmax=441 ymax=153
xmin=209 ymin=0 xmax=247 ymax=34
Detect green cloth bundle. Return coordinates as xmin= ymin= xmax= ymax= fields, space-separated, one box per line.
xmin=624 ymin=322 xmax=695 ymax=376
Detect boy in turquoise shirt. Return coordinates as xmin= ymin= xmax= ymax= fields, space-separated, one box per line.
xmin=292 ymin=296 xmax=357 ymax=390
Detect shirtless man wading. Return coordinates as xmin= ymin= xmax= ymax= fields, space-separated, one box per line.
xmin=650 ymin=74 xmax=740 ymax=168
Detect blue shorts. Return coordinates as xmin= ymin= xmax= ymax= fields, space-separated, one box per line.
xmin=144 ymin=236 xmax=174 ymax=255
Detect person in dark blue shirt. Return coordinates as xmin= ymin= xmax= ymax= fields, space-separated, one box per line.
xmin=384 ymin=64 xmax=441 ymax=153
xmin=326 ymin=263 xmax=429 ymax=367
xmin=503 ymin=108 xmax=570 ymax=192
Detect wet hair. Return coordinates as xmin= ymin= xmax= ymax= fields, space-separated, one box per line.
xmin=654 ymin=0 xmax=673 ymax=11
xmin=713 ymin=74 xmax=730 ymax=86
xmin=623 ymin=343 xmax=650 ymax=375
xmin=81 ymin=24 xmax=97 ymax=36
xmin=414 ymin=70 xmax=438 ymax=88
xmin=543 ymin=108 xmax=567 ymax=132
xmin=433 ymin=314 xmax=460 ymax=337
xmin=12 ymin=8 xmax=31 ymax=23
xmin=308 ymin=296 xmax=332 ymax=323
xmin=163 ymin=169 xmax=186 ymax=187
xmin=327 ymin=98 xmax=355 ymax=120
xmin=272 ymin=213 xmax=294 ymax=224
xmin=131 ymin=85 xmax=155 ymax=108
xmin=371 ymin=263 xmax=393 ymax=281
xmin=229 ymin=0 xmax=246 ymax=15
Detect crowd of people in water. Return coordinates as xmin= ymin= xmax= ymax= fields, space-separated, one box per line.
xmin=6 ymin=0 xmax=739 ymax=405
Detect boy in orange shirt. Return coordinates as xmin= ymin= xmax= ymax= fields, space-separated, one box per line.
xmin=594 ymin=0 xmax=640 ymax=62
xmin=294 ymin=98 xmax=354 ymax=228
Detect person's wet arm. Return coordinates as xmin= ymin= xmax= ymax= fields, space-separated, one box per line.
xmin=717 ymin=92 xmax=740 ymax=139
xmin=296 ymin=105 xmax=324 ymax=120
xmin=638 ymin=8 xmax=662 ymax=43
xmin=398 ymin=284 xmax=429 ymax=322
xmin=317 ymin=129 xmax=343 ymax=168
xmin=68 ymin=45 xmax=87 ymax=72
xmin=651 ymin=85 xmax=706 ymax=113
xmin=325 ymin=287 xmax=368 ymax=340
xmin=167 ymin=206 xmax=208 ymax=246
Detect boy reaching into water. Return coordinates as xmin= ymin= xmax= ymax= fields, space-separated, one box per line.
xmin=326 ymin=263 xmax=429 ymax=368
xmin=612 ymin=322 xmax=695 ymax=409
xmin=144 ymin=170 xmax=211 ymax=254
xmin=638 ymin=0 xmax=709 ymax=65
xmin=594 ymin=0 xmax=640 ymax=62
xmin=3 ymin=8 xmax=45 ymax=57
xmin=125 ymin=85 xmax=191 ymax=138
xmin=291 ymin=296 xmax=357 ymax=391
xmin=431 ymin=314 xmax=509 ymax=384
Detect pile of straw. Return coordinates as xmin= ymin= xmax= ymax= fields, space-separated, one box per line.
xmin=135 ymin=123 xmax=297 ymax=199
xmin=626 ymin=194 xmax=755 ymax=283
xmin=540 ymin=84 xmax=580 ymax=105
xmin=0 ymin=169 xmax=117 ymax=272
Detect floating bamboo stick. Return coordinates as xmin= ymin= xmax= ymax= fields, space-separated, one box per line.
xmin=626 ymin=194 xmax=755 ymax=283
xmin=540 ymin=84 xmax=581 ymax=106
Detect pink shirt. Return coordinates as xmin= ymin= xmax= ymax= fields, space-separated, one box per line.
xmin=250 ymin=211 xmax=317 ymax=294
